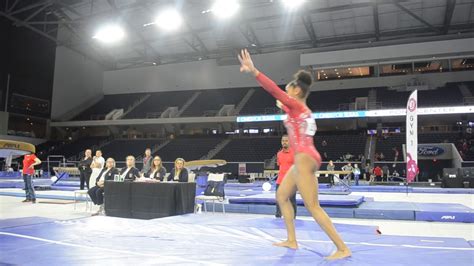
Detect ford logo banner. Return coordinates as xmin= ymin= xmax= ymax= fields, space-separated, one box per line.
xmin=418 ymin=146 xmax=445 ymax=156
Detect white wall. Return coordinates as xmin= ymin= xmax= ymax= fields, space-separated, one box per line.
xmin=103 ymin=50 xmax=303 ymax=94
xmin=51 ymin=46 xmax=105 ymax=120
xmin=301 ymin=38 xmax=474 ymax=67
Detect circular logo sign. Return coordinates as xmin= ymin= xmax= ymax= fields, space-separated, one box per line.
xmin=408 ymin=98 xmax=417 ymax=112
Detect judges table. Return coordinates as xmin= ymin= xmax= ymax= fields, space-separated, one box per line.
xmin=104 ymin=181 xmax=196 ymax=219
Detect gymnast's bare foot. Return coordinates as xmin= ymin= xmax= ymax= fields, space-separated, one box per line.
xmin=325 ymin=249 xmax=351 ymax=260
xmin=273 ymin=240 xmax=298 ymax=249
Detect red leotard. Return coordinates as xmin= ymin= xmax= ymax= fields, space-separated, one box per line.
xmin=256 ymin=72 xmax=321 ymax=166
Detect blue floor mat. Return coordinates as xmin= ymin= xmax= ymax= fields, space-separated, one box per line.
xmin=0 ymin=215 xmax=472 ymax=265
xmin=229 ymin=193 xmax=365 ymax=207
xmin=0 ymin=217 xmax=56 ymax=229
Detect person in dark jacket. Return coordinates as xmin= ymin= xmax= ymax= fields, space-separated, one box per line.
xmin=119 ymin=155 xmax=141 ymax=181
xmin=144 ymin=155 xmax=167 ymax=181
xmin=88 ymin=158 xmax=118 ymax=215
xmin=78 ymin=149 xmax=93 ymax=189
xmin=168 ymin=158 xmax=188 ymax=182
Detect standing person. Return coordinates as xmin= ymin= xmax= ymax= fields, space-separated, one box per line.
xmin=142 ymin=148 xmax=153 ymax=174
xmin=275 ymin=134 xmax=296 ymax=219
xmin=22 ymin=153 xmax=41 ymax=203
xmin=352 ymin=164 xmax=361 ymax=186
xmin=238 ymin=49 xmax=350 ymax=260
xmin=89 ymin=150 xmax=105 ymax=188
xmin=326 ymin=160 xmax=335 ymax=186
xmin=168 ymin=158 xmax=189 ymax=182
xmin=363 ymin=163 xmax=371 ymax=180
xmin=382 ymin=165 xmax=390 ymax=182
xmin=341 ymin=163 xmax=353 ymax=184
xmin=78 ymin=149 xmax=93 ymax=189
xmin=374 ymin=165 xmax=383 ymax=182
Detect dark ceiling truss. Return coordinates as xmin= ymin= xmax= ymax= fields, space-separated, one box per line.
xmin=239 ymin=22 xmax=262 ymax=53
xmin=1 ymin=0 xmax=473 ymax=69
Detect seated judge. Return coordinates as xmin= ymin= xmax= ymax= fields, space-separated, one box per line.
xmin=168 ymin=158 xmax=188 ymax=182
xmin=119 ymin=155 xmax=141 ymax=181
xmin=88 ymin=157 xmax=118 ymax=215
xmin=143 ymin=155 xmax=167 ymax=181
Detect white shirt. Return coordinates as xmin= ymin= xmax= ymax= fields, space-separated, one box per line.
xmin=94 ymin=156 xmax=105 ymax=169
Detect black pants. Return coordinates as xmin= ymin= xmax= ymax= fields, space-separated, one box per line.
xmin=275 ymin=184 xmax=297 ymax=218
xmin=80 ymin=170 xmax=91 ymax=190
xmin=88 ymin=186 xmax=104 ymax=205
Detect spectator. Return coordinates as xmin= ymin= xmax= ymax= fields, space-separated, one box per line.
xmin=352 ymin=164 xmax=361 ymax=186
xmin=374 ymin=153 xmax=380 ymax=161
xmin=322 ymin=152 xmax=328 ymax=161
xmin=93 ymin=150 xmax=105 ymax=169
xmin=89 ymin=150 xmax=105 ymax=187
xmin=144 ymin=156 xmax=167 ymax=181
xmin=275 ymin=134 xmax=296 ymax=218
xmin=168 ymin=158 xmax=189 ymax=182
xmin=22 ymin=153 xmax=41 ymax=203
xmin=374 ymin=166 xmax=383 ymax=182
xmin=88 ymin=158 xmax=118 ymax=215
xmin=363 ymin=163 xmax=371 ymax=180
xmin=382 ymin=165 xmax=390 ymax=182
xmin=380 ymin=152 xmax=385 ymax=161
xmin=326 ymin=160 xmax=335 ymax=185
xmin=322 ymin=140 xmax=327 ymax=147
xmin=341 ymin=163 xmax=353 ymax=183
xmin=78 ymin=149 xmax=93 ymax=189
xmin=119 ymin=156 xmax=140 ymax=181
xmin=393 ymin=147 xmax=400 ymax=161
xmin=142 ymin=148 xmax=153 ymax=174
xmin=392 ymin=169 xmax=400 ymax=180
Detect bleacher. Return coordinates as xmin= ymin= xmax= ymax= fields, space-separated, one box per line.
xmin=155 ymin=137 xmax=224 ymax=161
xmin=315 ymin=133 xmax=367 ymax=161
xmin=376 ymin=134 xmax=405 ymax=161
xmin=239 ymin=87 xmax=282 ymax=115
xmin=213 ymin=137 xmax=282 ymax=162
xmin=180 ymin=88 xmax=249 ymax=117
xmin=100 ymin=139 xmax=162 ymax=160
xmin=124 ymin=91 xmax=195 ymax=119
xmin=50 ymin=137 xmax=107 ymax=159
xmin=74 ymin=93 xmax=145 ymax=120
xmin=377 ymin=84 xmax=464 ymax=109
xmin=307 ymin=88 xmax=370 ymax=112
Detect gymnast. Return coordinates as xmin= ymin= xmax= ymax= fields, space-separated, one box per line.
xmin=238 ymin=49 xmax=351 ymax=260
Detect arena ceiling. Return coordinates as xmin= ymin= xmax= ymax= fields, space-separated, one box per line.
xmin=2 ymin=0 xmax=474 ymax=69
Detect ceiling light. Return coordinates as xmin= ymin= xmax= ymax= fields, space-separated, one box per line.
xmin=155 ymin=9 xmax=183 ymax=31
xmin=282 ymin=0 xmax=306 ymax=10
xmin=93 ymin=25 xmax=125 ymax=43
xmin=212 ymin=0 xmax=240 ymax=19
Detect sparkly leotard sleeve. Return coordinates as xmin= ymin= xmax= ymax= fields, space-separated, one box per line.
xmin=256 ymin=72 xmax=321 ymax=165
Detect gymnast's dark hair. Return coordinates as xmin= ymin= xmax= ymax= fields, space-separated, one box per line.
xmin=288 ymin=70 xmax=313 ymax=99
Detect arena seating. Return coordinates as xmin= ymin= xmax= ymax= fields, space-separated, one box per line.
xmin=49 ymin=137 xmax=108 ymax=159
xmin=239 ymin=88 xmax=279 ymax=115
xmin=155 ymin=137 xmax=225 ymax=161
xmin=307 ymin=88 xmax=370 ymax=112
xmin=70 ymin=82 xmax=469 ymax=120
xmin=124 ymin=91 xmax=195 ymax=119
xmin=315 ymin=133 xmax=367 ymax=161
xmin=100 ymin=139 xmax=163 ymax=160
xmin=180 ymin=88 xmax=250 ymax=117
xmin=377 ymin=84 xmax=464 ymax=109
xmin=213 ymin=137 xmax=282 ymax=162
xmin=376 ymin=134 xmax=405 ymax=161
xmin=74 ymin=93 xmax=145 ymax=120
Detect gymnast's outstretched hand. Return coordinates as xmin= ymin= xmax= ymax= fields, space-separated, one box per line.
xmin=238 ymin=49 xmax=259 ymax=77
